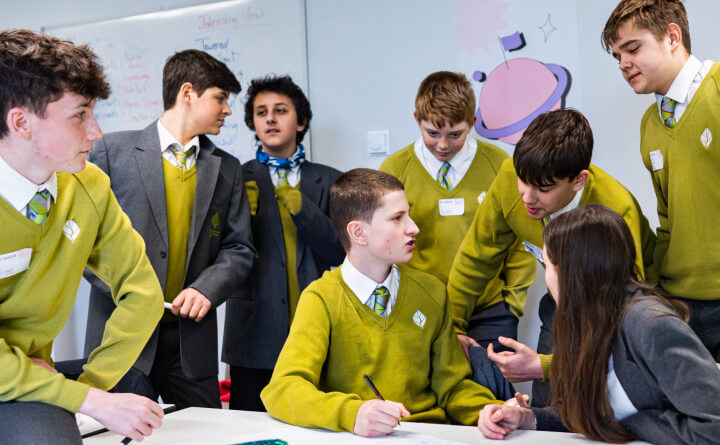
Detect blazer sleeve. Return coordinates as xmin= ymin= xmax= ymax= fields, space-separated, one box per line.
xmin=188 ymin=159 xmax=256 ymax=308
xmin=291 ymin=168 xmax=344 ymax=267
xmin=620 ymin=304 xmax=720 ymax=445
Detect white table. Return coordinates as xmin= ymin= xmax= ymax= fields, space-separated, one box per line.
xmin=82 ymin=407 xmax=649 ymax=444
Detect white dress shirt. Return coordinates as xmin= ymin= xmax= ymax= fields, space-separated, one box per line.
xmin=413 ymin=136 xmax=476 ymax=189
xmin=341 ymin=257 xmax=400 ymax=318
xmin=0 ymin=153 xmax=57 ymax=215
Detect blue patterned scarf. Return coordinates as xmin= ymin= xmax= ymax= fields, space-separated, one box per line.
xmin=255 ymin=144 xmax=306 ymax=168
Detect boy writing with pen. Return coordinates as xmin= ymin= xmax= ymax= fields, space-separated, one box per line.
xmin=261 ymin=168 xmax=503 ymax=437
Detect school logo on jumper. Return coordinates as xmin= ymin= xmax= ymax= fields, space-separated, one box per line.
xmin=209 ymin=212 xmax=221 ymax=238
xmin=413 ymin=310 xmax=426 ymax=328
xmin=701 ymin=128 xmax=712 ymax=150
xmin=63 ymin=220 xmax=80 ymax=243
xmin=477 ymin=191 xmax=486 ymax=204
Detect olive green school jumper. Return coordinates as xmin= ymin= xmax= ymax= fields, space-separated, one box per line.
xmin=0 ymin=163 xmax=163 ymax=412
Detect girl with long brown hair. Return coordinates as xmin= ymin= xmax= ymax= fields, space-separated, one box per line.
xmin=477 ymin=204 xmax=720 ymax=444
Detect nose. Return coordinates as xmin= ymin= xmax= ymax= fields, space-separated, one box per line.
xmin=437 ymin=136 xmax=449 ymax=150
xmin=619 ymin=54 xmax=632 ymax=71
xmin=224 ymin=103 xmax=232 ymax=116
xmin=86 ymin=115 xmax=103 ymax=142
xmin=266 ymin=111 xmax=277 ymax=123
xmin=406 ymin=216 xmax=420 ymax=236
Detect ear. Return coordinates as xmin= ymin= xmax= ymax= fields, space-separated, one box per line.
xmin=667 ymin=23 xmax=682 ymax=51
xmin=296 ymin=118 xmax=307 ymax=133
xmin=414 ymin=111 xmax=420 ymax=126
xmin=347 ymin=220 xmax=368 ymax=247
xmin=573 ymin=169 xmax=589 ymax=192
xmin=470 ymin=115 xmax=477 ymax=126
xmin=5 ymin=107 xmax=32 ymax=139
xmin=178 ymin=82 xmax=195 ymax=106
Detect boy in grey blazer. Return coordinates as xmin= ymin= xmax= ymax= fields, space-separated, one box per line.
xmin=223 ymin=75 xmax=344 ymax=411
xmin=84 ymin=50 xmax=255 ymax=409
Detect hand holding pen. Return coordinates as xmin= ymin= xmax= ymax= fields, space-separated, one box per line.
xmin=353 ymin=374 xmax=410 ymax=437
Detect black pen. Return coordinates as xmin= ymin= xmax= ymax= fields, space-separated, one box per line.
xmin=120 ymin=437 xmax=132 ymax=445
xmin=362 ymin=373 xmax=385 ymax=400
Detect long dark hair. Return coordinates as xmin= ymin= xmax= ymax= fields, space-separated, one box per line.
xmin=543 ymin=204 xmax=686 ymax=443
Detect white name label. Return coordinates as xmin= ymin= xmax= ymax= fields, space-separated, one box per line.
xmin=649 ymin=149 xmax=664 ymax=171
xmin=0 ymin=248 xmax=32 ymax=279
xmin=438 ymin=198 xmax=464 ymax=216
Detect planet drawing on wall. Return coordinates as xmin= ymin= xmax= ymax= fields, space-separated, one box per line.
xmin=473 ymin=25 xmax=572 ymax=145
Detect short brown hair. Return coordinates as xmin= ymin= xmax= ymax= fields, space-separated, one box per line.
xmin=602 ymin=0 xmax=691 ymax=54
xmin=513 ymin=109 xmax=593 ymax=188
xmin=330 ymin=168 xmax=404 ymax=251
xmin=162 ymin=49 xmax=241 ymax=110
xmin=0 ymin=29 xmax=110 ymax=138
xmin=414 ymin=71 xmax=476 ymax=128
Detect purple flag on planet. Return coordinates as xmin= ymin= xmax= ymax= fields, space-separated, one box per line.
xmin=500 ymin=31 xmax=525 ymax=52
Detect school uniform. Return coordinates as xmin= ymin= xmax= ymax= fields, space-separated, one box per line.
xmin=223 ymin=155 xmax=344 ymax=411
xmin=261 ymin=264 xmax=501 ymax=431
xmin=380 ymin=137 xmax=535 ymax=348
xmin=640 ymin=57 xmax=720 ymax=360
xmin=84 ymin=121 xmax=255 ymax=409
xmin=447 ymin=157 xmax=656 ymax=406
xmin=533 ymin=293 xmax=720 ymax=444
xmin=0 ymin=157 xmax=163 ymax=442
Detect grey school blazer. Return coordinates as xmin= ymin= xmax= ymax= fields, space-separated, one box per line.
xmin=534 ymin=294 xmax=720 ymax=444
xmin=83 ymin=122 xmax=255 ymax=379
xmin=222 ymin=159 xmax=344 ymax=370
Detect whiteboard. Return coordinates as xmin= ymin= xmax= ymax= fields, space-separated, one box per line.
xmin=50 ymin=0 xmax=308 ymax=162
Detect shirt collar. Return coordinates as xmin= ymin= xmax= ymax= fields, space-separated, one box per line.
xmin=0 ymin=153 xmax=57 ymax=211
xmin=157 ymin=120 xmax=200 ymax=154
xmin=655 ymin=55 xmax=701 ymax=104
xmin=547 ymin=185 xmax=584 ymax=222
xmin=341 ymin=257 xmax=396 ymax=304
xmin=418 ymin=135 xmax=473 ymax=173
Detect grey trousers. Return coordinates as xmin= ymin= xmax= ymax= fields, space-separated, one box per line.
xmin=0 ymin=401 xmax=82 ymax=445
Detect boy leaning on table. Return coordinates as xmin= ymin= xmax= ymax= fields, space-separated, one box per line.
xmin=0 ymin=29 xmax=164 ymax=443
xmin=261 ymin=168 xmax=505 ymax=437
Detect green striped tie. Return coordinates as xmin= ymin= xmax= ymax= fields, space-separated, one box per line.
xmin=661 ymin=97 xmax=677 ymax=128
xmin=171 ymin=146 xmax=196 ymax=172
xmin=437 ymin=162 xmax=452 ymax=190
xmin=373 ymin=285 xmax=389 ymax=317
xmin=27 ymin=190 xmax=50 ymax=225
xmin=276 ymin=167 xmax=290 ymax=187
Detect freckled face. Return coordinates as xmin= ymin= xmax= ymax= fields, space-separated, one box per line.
xmin=364 ymin=190 xmax=419 ymax=266
xmin=417 ymin=119 xmax=474 ymax=163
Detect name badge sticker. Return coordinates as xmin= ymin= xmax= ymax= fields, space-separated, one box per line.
xmin=522 ymin=241 xmax=544 ymax=264
xmin=438 ymin=198 xmax=464 ymax=216
xmin=0 ymin=248 xmax=32 ymax=279
xmin=649 ymin=150 xmax=664 ymax=171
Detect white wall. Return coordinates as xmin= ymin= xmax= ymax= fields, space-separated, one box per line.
xmin=4 ymin=0 xmax=720 ymax=396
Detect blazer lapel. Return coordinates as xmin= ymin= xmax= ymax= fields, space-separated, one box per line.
xmin=133 ymin=123 xmax=169 ymax=247
xmin=297 ymin=162 xmax=323 ymax=267
xmin=188 ymin=136 xmax=220 ymax=260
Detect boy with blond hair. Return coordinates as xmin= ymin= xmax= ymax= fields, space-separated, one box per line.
xmin=261 ymin=168 xmax=500 ymax=436
xmin=380 ymin=71 xmax=535 ymax=358
xmin=0 ymin=29 xmax=164 ymax=443
xmin=603 ymin=0 xmax=720 ymax=360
